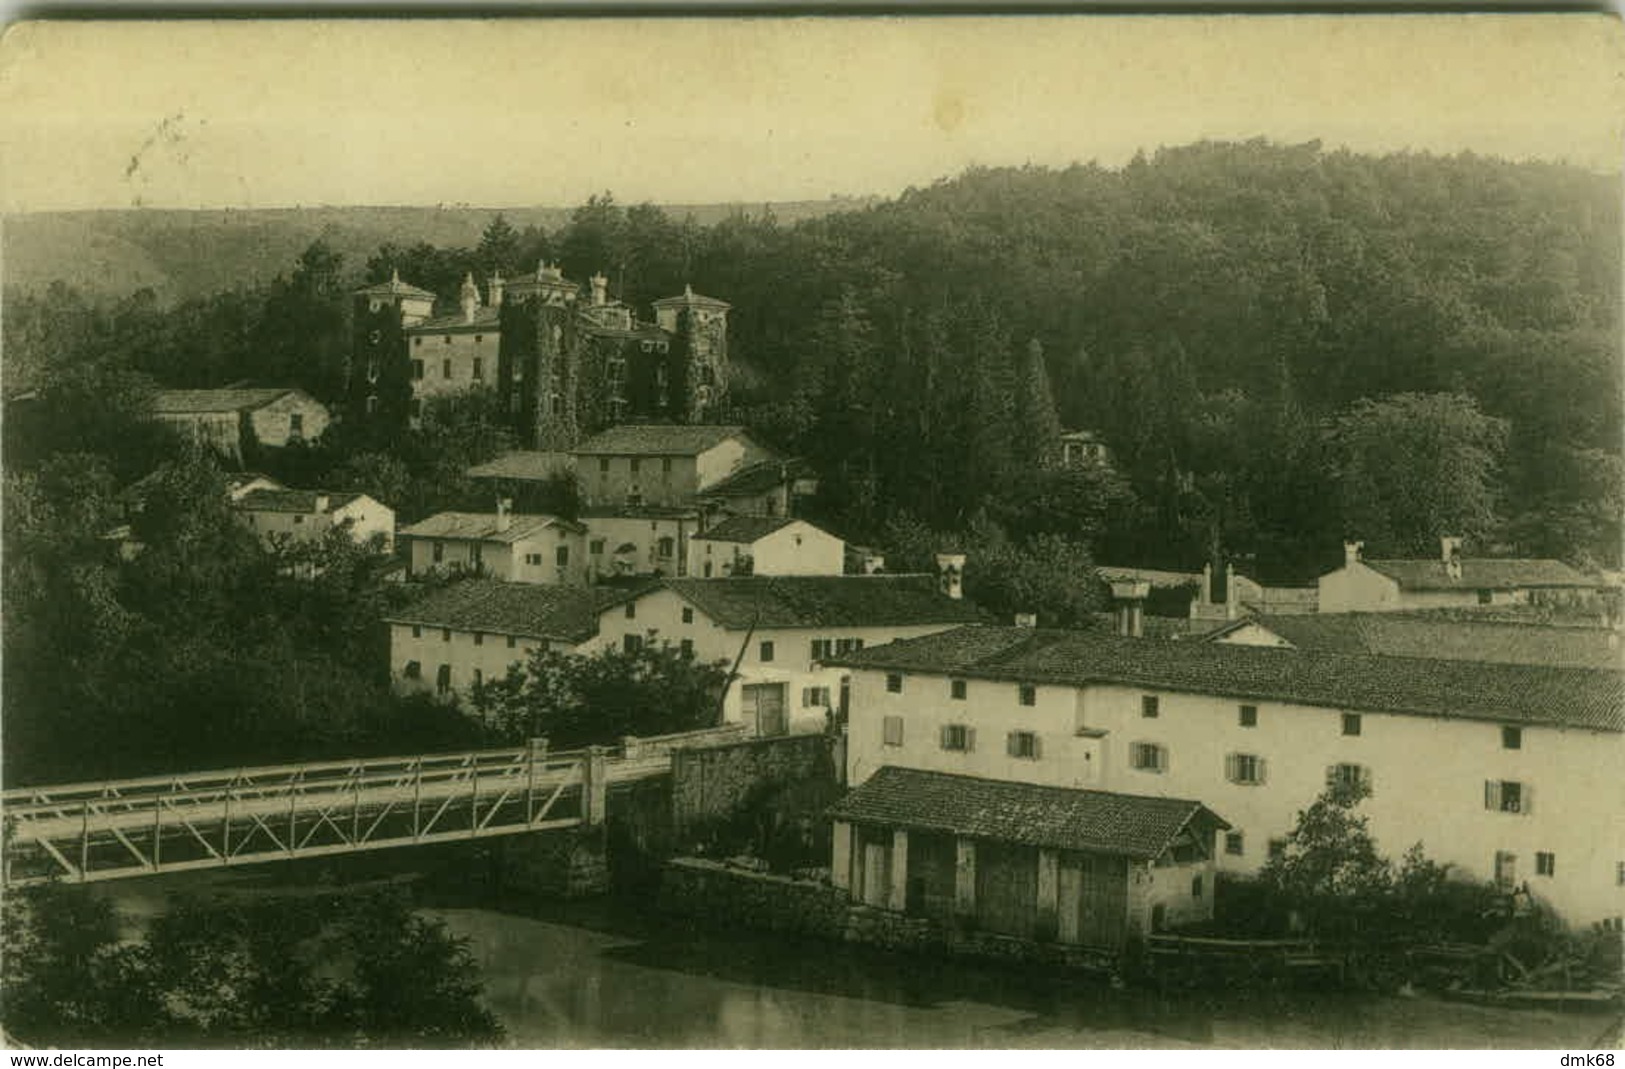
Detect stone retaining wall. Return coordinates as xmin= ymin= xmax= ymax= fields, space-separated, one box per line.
xmin=659 ymin=857 xmax=1120 ymax=974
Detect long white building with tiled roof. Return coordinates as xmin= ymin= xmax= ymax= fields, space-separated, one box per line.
xmin=1320 ymin=538 xmax=1604 ymax=614
xmin=829 ymin=624 xmax=1624 ymax=927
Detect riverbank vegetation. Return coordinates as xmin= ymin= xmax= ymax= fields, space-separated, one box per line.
xmin=0 ymin=884 xmax=502 ymax=1048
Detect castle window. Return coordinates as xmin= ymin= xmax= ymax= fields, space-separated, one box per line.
xmin=365 ymin=395 xmax=378 ymax=415
xmin=507 ymin=635 xmax=517 ymax=649
xmin=473 ymin=357 xmax=484 ymax=381
xmin=658 ymin=537 xmax=675 ymax=558
xmin=1485 ymin=780 xmax=1530 ymax=814
xmin=366 ymin=359 xmax=379 ymax=383
xmin=412 ymin=359 xmax=425 ymax=380
xmin=443 ymin=359 xmax=453 ymax=379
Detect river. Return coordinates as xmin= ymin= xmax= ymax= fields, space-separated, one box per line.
xmin=100 ymin=867 xmax=1618 ymax=1049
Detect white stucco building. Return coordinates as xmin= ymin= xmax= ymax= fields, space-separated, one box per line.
xmin=586 ymin=574 xmax=986 ymax=737
xmin=1319 ymin=539 xmax=1602 ymax=614
xmin=399 ymin=506 xmax=587 ymax=585
xmin=152 ymin=387 xmax=331 ymax=459
xmin=830 ymin=625 xmax=1624 ymax=927
xmin=570 ymin=424 xmax=779 ymax=509
xmin=233 ymin=487 xmax=395 ymax=551
xmin=687 ymin=516 xmax=845 ymax=578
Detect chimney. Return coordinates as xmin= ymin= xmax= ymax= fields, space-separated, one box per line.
xmin=1201 ymin=562 xmax=1213 ymax=607
xmin=1344 ymin=541 xmax=1364 ymax=567
xmin=1109 ymin=579 xmax=1150 ymax=638
xmin=1225 ymin=562 xmax=1238 ymax=621
xmin=496 ymin=497 xmax=513 ymax=533
xmin=936 ymin=552 xmax=966 ymax=600
xmin=459 ymin=272 xmax=480 ymax=324
xmin=487 ymin=271 xmax=504 ymax=309
xmin=1014 ymin=612 xmax=1038 ymax=629
xmin=590 ymin=272 xmax=609 ymax=307
xmin=1441 ymin=536 xmax=1464 ymax=580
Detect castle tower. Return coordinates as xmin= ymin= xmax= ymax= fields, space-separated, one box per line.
xmin=348 ymin=269 xmax=437 ymax=433
xmin=651 ymin=283 xmax=731 ymax=422
xmin=495 ymin=262 xmax=582 ymax=450
xmin=459 ymin=271 xmax=481 ymax=324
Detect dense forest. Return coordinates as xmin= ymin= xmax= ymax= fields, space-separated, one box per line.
xmin=8 ymin=140 xmax=1618 ymax=583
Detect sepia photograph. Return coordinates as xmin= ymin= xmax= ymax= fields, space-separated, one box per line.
xmin=0 ymin=13 xmax=1621 ymax=1052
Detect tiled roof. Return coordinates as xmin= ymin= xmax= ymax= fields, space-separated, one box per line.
xmin=1097 ymin=565 xmax=1202 ymax=588
xmin=1363 ymin=558 xmax=1599 ymax=591
xmin=152 ymin=388 xmax=301 ymax=414
xmin=692 ymin=515 xmax=799 ymax=544
xmin=465 ymin=451 xmax=573 ymax=481
xmin=699 ymin=458 xmax=816 ymax=499
xmin=234 ymin=488 xmax=362 ymax=514
xmin=353 ymin=276 xmax=436 ymax=299
xmin=384 ymin=580 xmax=637 ymax=644
xmin=1210 ymin=613 xmax=1622 ymax=670
xmin=651 ymin=288 xmax=731 ymax=310
xmin=398 ymin=511 xmax=584 ymax=543
xmin=571 ymin=424 xmax=749 ymax=457
xmin=828 ymin=625 xmax=1624 ymax=733
xmin=660 ymin=575 xmax=986 ymax=630
xmin=827 ymin=767 xmax=1227 ymax=860
xmin=405 ymin=307 xmax=502 ymax=333
xmin=579 ymin=504 xmax=702 ymax=521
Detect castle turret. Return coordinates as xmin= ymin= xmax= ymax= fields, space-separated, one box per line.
xmin=459 ymin=272 xmax=481 ymax=324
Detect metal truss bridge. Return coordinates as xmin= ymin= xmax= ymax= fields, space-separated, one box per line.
xmin=1 ymin=726 xmax=746 ymax=887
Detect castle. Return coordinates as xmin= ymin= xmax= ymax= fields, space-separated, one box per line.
xmin=349 ymin=265 xmax=730 ymax=449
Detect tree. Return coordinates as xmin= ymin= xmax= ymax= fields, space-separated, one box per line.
xmin=1257 ymin=777 xmax=1392 ymax=938
xmin=476 ymin=213 xmax=521 ymax=275
xmin=1325 ymin=392 xmax=1508 ymax=555
xmin=476 ymin=641 xmax=732 ymax=748
xmin=1013 ymin=338 xmax=1064 ymax=469
xmin=252 ymin=239 xmax=352 ymax=402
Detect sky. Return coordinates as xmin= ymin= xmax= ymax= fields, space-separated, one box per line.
xmin=0 ymin=15 xmax=1621 ymax=213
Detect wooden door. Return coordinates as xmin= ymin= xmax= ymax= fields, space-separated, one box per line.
xmin=861 ymin=840 xmax=890 ymax=907
xmin=1076 ymin=854 xmax=1129 ymax=949
xmin=743 ymin=683 xmax=787 ymax=737
xmin=976 ymin=842 xmax=1038 ymax=937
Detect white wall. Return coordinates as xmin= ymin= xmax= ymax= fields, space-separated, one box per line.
xmin=582 ymin=514 xmax=690 ymax=577
xmin=331 ymin=496 xmax=395 ymax=551
xmin=407 ymin=329 xmax=498 ymax=399
xmin=389 ymin=621 xmax=575 ymax=702
xmin=406 ymin=528 xmax=587 ymax=584
xmin=583 ymin=454 xmax=699 ymax=507
xmin=1317 ymin=562 xmax=1402 ymax=613
xmin=846 ymin=667 xmax=1625 ymax=926
xmin=1212 ymin=621 xmax=1294 ymax=648
xmin=247 ymin=392 xmax=330 ymax=448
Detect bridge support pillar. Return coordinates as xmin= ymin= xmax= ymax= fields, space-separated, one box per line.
xmin=498 ymin=825 xmax=610 ymax=899
xmin=583 ymin=745 xmax=608 ymax=826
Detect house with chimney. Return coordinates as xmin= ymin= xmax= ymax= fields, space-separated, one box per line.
xmin=398 ymin=502 xmax=587 ymax=585
xmin=1318 ymin=539 xmax=1603 ymax=614
xmin=233 ymin=487 xmax=395 ymax=551
xmin=588 ymin=560 xmax=985 ymax=736
xmin=825 ymin=624 xmax=1624 ymax=928
xmin=688 ymin=516 xmax=845 ymax=578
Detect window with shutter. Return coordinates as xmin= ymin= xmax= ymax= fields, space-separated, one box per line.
xmin=1007 ymin=731 xmax=1039 ymax=760
xmin=940 ymin=723 xmax=970 ymax=752
xmin=883 ymin=716 xmax=904 ymax=747
xmin=1228 ymin=753 xmax=1265 ymax=785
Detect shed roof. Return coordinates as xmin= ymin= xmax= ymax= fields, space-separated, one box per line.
xmin=571 ymin=424 xmax=749 ymax=457
xmin=691 ymin=515 xmax=799 ymax=544
xmin=398 ymin=511 xmax=584 ymax=543
xmin=465 ymin=451 xmax=573 ymax=482
xmin=234 ymin=488 xmax=363 ymax=514
xmin=1362 ymin=558 xmax=1599 ymax=591
xmin=699 ymin=458 xmax=817 ymax=499
xmin=658 ymin=575 xmax=986 ymax=630
xmin=827 ymin=767 xmax=1226 ymax=860
xmin=828 ymin=625 xmax=1624 ymax=733
xmin=384 ymin=580 xmax=637 ymax=644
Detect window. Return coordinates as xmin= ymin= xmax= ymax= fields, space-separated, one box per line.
xmin=599 ymin=458 xmax=611 ymax=474
xmin=413 ymin=337 xmax=422 ymax=347
xmin=679 ymin=639 xmax=694 ymax=658
xmin=412 ymin=359 xmax=425 ymax=380
xmin=835 ymin=638 xmax=864 ymax=655
xmin=289 ymin=412 xmax=304 ymax=437
xmin=525 ymin=553 xmax=542 ymax=566
xmin=1226 ymin=753 xmax=1267 ymax=785
xmin=472 ymin=668 xmax=483 ymax=688
xmin=1191 ymin=875 xmax=1203 ymax=899
xmin=810 ymin=639 xmax=831 ymax=659
xmin=630 ymin=458 xmax=641 ymax=476
xmin=473 ymin=632 xmax=484 ymax=647
xmin=293 ymin=514 xmax=304 ymax=525
xmin=442 ymin=628 xmax=451 ymax=642
xmin=433 ymin=541 xmax=445 ymax=564
xmin=556 ymin=545 xmax=570 ymax=567
xmin=403 ymin=661 xmax=421 ymax=680
xmin=1494 ymin=850 xmax=1518 ymax=889
xmin=951 ymin=679 xmax=968 ymax=700
xmin=759 ymin=641 xmax=775 ymax=663
xmin=1225 ymin=831 xmax=1245 ymax=856
xmin=1130 ymin=742 xmax=1166 ymax=772
xmin=443 ymin=359 xmax=453 ymax=379
xmin=1141 ymin=695 xmax=1159 ymax=719
xmin=662 ymin=457 xmax=673 ymax=475
xmin=475 ymin=335 xmax=483 ymax=344
xmin=886 ymin=673 xmax=903 ymax=693
xmin=803 ymin=686 xmax=831 ymax=708
xmin=443 ymin=336 xmax=452 ymax=345
xmin=626 ymin=492 xmax=643 ymax=507
xmin=590 ymin=539 xmax=605 ymax=555
xmin=411 ymin=625 xmax=422 ymax=639
xmin=1617 ymin=862 xmax=1624 ymax=887
xmin=473 ymin=357 xmax=484 ymax=381
xmin=1342 ymin=713 xmax=1362 ymax=736
xmin=1536 ymin=852 xmax=1555 ymax=877
xmin=682 ymin=608 xmax=695 ymax=625
xmin=435 ymin=664 xmax=451 ymax=694
xmin=1239 ymin=704 xmax=1258 ymax=727
xmin=1485 ymin=780 xmax=1530 ymax=814
xmin=469 ymin=543 xmax=483 ymax=567
xmin=623 ymin=634 xmax=643 ymax=654
xmin=1268 ymin=838 xmax=1287 ymax=860
xmin=1502 ymin=725 xmax=1522 ymax=750
xmin=365 ymin=394 xmax=378 ymax=415
xmin=1007 ymin=731 xmax=1040 ymax=760
xmin=940 ymin=724 xmax=972 ymax=752
xmin=1477 ymin=589 xmax=1493 ymax=605
xmin=1019 ymin=684 xmax=1037 ymax=706
xmin=624 ymin=602 xmax=636 ymax=620
xmin=658 ymin=537 xmax=675 ymax=558
xmin=883 ymin=715 xmax=904 ymax=747
xmin=507 ymin=635 xmax=517 ymax=649
xmin=1327 ymin=763 xmax=1372 ymax=793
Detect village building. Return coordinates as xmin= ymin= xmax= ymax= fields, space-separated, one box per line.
xmin=828 ymin=625 xmax=1624 ymax=927
xmin=1206 ymin=612 xmax=1621 ymax=670
xmin=398 ymin=502 xmax=587 ymax=585
xmin=827 ymin=766 xmax=1228 ymax=946
xmin=570 ymin=424 xmax=779 ymax=509
xmin=688 ymin=516 xmax=845 ymax=578
xmin=578 ymin=504 xmax=701 ymax=580
xmin=348 ymin=264 xmax=732 ymax=447
xmin=385 ymin=580 xmax=634 ymax=702
xmin=233 ymin=488 xmax=395 ymax=551
xmin=589 ymin=572 xmax=986 ymax=737
xmin=1319 ymin=539 xmax=1603 ymax=614
xmin=151 ymin=387 xmax=330 ymax=460
xmin=1059 ymin=429 xmax=1111 ymax=469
